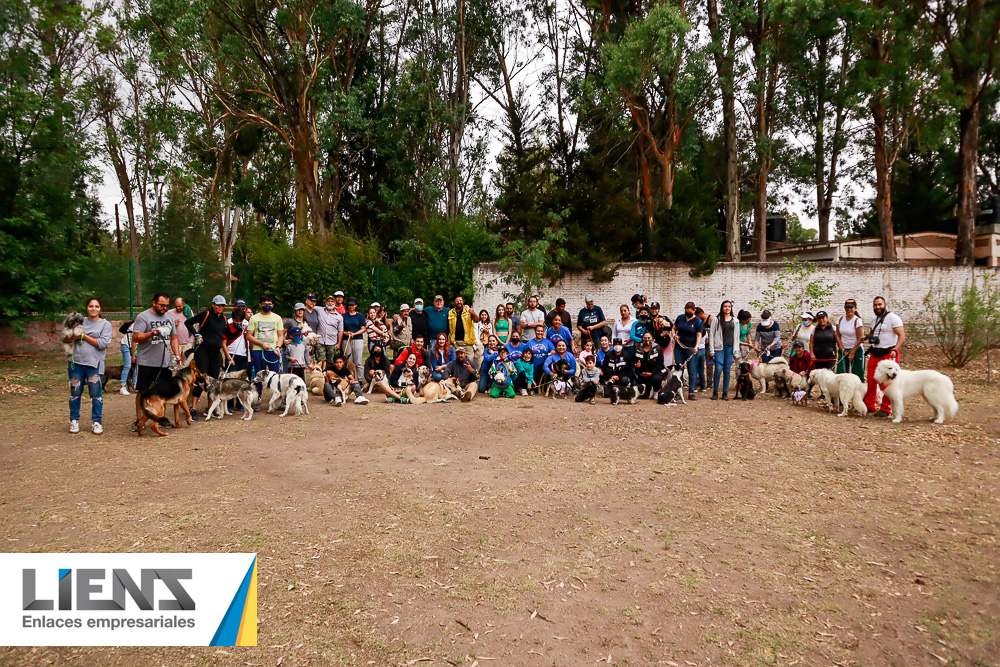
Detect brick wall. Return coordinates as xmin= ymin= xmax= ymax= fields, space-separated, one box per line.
xmin=0 ymin=320 xmax=129 ymax=355
xmin=473 ymin=262 xmax=1000 ymax=325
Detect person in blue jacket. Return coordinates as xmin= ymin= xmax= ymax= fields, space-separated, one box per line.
xmin=542 ymin=339 xmax=578 ymax=377
xmin=631 ymin=306 xmax=651 ymax=344
xmin=527 ymin=324 xmax=555 ymax=384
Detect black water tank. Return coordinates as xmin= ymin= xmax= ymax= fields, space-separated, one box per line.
xmin=766 ymin=215 xmax=787 ymax=243
xmin=978 ymin=194 xmax=1000 ymax=225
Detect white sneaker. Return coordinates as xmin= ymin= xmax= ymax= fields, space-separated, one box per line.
xmin=119 ymin=387 xmax=130 ymax=395
xmin=69 ymin=420 xmax=80 ymax=433
xmin=92 ymin=422 xmax=103 ymax=435
xmin=354 ymin=396 xmax=369 ymax=405
xmin=333 ymin=396 xmax=343 ymax=406
xmin=520 ymin=389 xmax=528 ymax=396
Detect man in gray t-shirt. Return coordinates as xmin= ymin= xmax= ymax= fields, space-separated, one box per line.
xmin=131 ymin=293 xmax=181 ymax=429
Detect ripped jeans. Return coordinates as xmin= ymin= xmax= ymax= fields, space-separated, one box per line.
xmin=68 ymin=363 xmax=103 ymax=423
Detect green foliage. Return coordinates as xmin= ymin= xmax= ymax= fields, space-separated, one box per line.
xmin=748 ymin=257 xmax=838 ymax=325
xmin=493 ymin=226 xmax=569 ymax=308
xmin=786 ymin=214 xmax=818 ymax=244
xmin=923 ymin=276 xmax=1000 ymax=368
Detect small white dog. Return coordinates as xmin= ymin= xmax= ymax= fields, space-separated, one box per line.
xmin=873 ymin=360 xmax=958 ymax=424
xmin=809 ymin=368 xmax=867 ymax=417
xmin=254 ymin=369 xmax=310 ymax=417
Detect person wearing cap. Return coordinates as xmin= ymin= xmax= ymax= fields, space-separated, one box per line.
xmin=284 ymin=303 xmax=313 ymax=338
xmin=544 ymin=298 xmax=573 ymax=332
xmin=184 ymin=295 xmax=232 ymax=418
xmin=810 ymin=311 xmax=837 ymax=372
xmin=601 ymin=337 xmax=636 ymax=404
xmin=520 ymin=295 xmax=545 ymax=331
xmin=791 ymin=311 xmax=815 ymax=353
xmin=409 ymin=297 xmax=430 ymax=344
xmin=753 ymin=309 xmax=781 ymax=363
xmin=788 ymin=339 xmax=812 ymax=377
xmin=284 ymin=326 xmax=311 ymax=379
xmin=340 ymin=297 xmax=366 ymax=370
xmin=488 ymin=346 xmax=518 ymax=398
xmin=332 ymin=291 xmax=346 ymax=314
xmin=835 ymin=299 xmax=865 ymax=381
xmin=391 ymin=303 xmax=413 ymax=355
xmin=445 ymin=346 xmax=479 ymax=401
xmin=578 ymin=295 xmax=608 ymax=346
xmin=448 ymin=295 xmax=477 ymax=353
xmin=674 ymin=302 xmax=703 ymax=400
xmin=426 ymin=295 xmax=451 ymax=343
xmin=314 ymin=296 xmax=344 ymax=370
xmin=302 ymin=294 xmax=321 ymax=333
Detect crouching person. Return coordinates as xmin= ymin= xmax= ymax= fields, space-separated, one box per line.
xmin=324 ymin=355 xmax=369 ymax=406
xmin=575 ymin=354 xmax=601 ymax=404
xmin=445 ymin=347 xmax=479 ymax=402
xmin=513 ymin=348 xmax=537 ymax=396
xmin=601 ymin=338 xmax=637 ymax=404
xmin=488 ymin=347 xmax=517 ymax=398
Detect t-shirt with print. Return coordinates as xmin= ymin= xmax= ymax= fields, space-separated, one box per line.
xmin=133 ymin=307 xmax=176 ymax=367
xmin=674 ymin=314 xmax=703 ymax=348
xmin=247 ymin=312 xmax=284 ymax=351
xmin=170 ymin=309 xmax=194 ymax=345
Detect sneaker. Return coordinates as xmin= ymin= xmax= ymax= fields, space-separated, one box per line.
xmin=520 ymin=388 xmax=528 ymax=397
xmin=589 ymin=397 xmax=595 ymax=405
xmin=131 ymin=421 xmax=138 ymax=432
xmin=119 ymin=387 xmax=130 ymax=396
xmin=385 ymin=396 xmax=394 ymax=403
xmin=333 ymin=396 xmax=344 ymax=407
xmin=69 ymin=420 xmax=80 ymax=434
xmin=355 ymin=396 xmax=369 ymax=405
xmin=688 ymin=392 xmax=696 ymax=401
xmin=711 ymin=391 xmax=718 ymax=400
xmin=92 ymin=422 xmax=103 ymax=435
xmin=190 ymin=411 xmax=199 ymax=422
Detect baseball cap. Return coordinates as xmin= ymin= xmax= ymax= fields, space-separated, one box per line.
xmin=434 ymin=294 xmax=444 ymax=301
xmin=211 ymin=294 xmax=227 ymax=306
xmin=585 ymin=293 xmax=595 ymax=303
xmin=399 ymin=303 xmax=410 ymax=311
xmin=613 ymin=337 xmax=623 ymax=345
xmin=414 ymin=297 xmax=424 ymax=304
xmin=306 ymin=293 xmax=317 ymax=301
xmin=235 ymin=299 xmax=247 ymax=307
xmin=334 ymin=290 xmax=344 ymax=297
xmin=650 ymin=301 xmax=660 ymax=309
xmin=801 ymin=311 xmax=814 ymax=319
xmin=290 ymin=326 xmax=302 ymax=336
xmin=814 ymin=310 xmax=828 ymax=319
xmin=294 ymin=302 xmax=306 ymax=310
xmin=371 ymin=301 xmax=381 ymax=308
xmin=346 ymin=296 xmax=358 ymax=305
xmin=845 ymin=299 xmax=857 ymax=307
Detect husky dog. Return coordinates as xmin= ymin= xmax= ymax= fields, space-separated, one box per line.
xmin=62 ymin=312 xmax=85 ymax=358
xmin=200 ymin=376 xmax=257 ymax=421
xmin=874 ymin=360 xmax=959 ymax=424
xmin=254 ymin=369 xmax=310 ymax=417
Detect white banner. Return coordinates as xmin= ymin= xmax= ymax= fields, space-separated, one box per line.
xmin=0 ymin=553 xmax=256 ymax=646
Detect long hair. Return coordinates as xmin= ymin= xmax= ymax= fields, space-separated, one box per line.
xmin=718 ymin=300 xmax=733 ymax=320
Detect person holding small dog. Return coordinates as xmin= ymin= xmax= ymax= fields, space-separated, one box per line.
xmin=864 ymin=296 xmax=905 ymax=416
xmin=709 ymin=300 xmax=740 ymax=400
xmin=754 ymin=310 xmax=782 ymax=363
xmin=575 ymin=354 xmax=601 ymax=404
xmin=365 ymin=306 xmax=390 ymax=352
xmin=65 ymin=297 xmax=112 ymax=434
xmin=835 ymin=299 xmax=865 ymax=381
xmin=488 ymin=347 xmax=517 ymax=398
xmin=325 ymin=354 xmax=369 ymax=405
xmin=673 ymin=302 xmax=703 ymax=401
xmin=445 ymin=347 xmax=479 ymax=401
xmin=543 ymin=338 xmax=577 ymax=380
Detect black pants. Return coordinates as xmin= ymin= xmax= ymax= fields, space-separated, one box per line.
xmin=192 ymin=345 xmax=223 ymax=397
xmin=228 ymin=354 xmax=249 ymax=410
xmin=513 ymin=373 xmax=534 ymax=392
xmin=637 ymin=370 xmax=663 ymax=397
xmin=575 ymin=382 xmax=599 ymax=402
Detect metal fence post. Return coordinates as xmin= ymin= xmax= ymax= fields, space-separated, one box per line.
xmin=129 ymin=259 xmax=134 ymax=318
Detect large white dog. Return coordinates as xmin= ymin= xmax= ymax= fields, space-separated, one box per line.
xmin=873 ymin=360 xmax=958 ymax=424
xmin=808 ymin=368 xmax=867 ymax=417
xmin=750 ymin=357 xmax=790 ymax=395
xmin=254 ymin=369 xmax=310 ymax=417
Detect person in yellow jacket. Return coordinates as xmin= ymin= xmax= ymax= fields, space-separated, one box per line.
xmin=448 ymin=295 xmax=477 ymax=357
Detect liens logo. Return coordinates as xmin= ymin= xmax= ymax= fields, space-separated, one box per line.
xmin=23 ymin=569 xmax=195 ymax=611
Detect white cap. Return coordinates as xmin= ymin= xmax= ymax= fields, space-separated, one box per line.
xmin=334 ymin=290 xmax=344 ymax=297
xmin=414 ymin=297 xmax=424 ymax=304
xmin=371 ymin=302 xmax=381 ymax=308
xmin=211 ymin=294 xmax=227 ymax=306
xmin=399 ymin=303 xmax=410 ymax=311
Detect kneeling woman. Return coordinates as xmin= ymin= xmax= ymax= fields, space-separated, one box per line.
xmin=364 ymin=344 xmax=401 ymax=402
xmin=65 ymin=297 xmax=113 ymax=434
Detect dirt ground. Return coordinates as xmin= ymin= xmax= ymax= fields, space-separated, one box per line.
xmin=1 ymin=347 xmax=999 ymax=666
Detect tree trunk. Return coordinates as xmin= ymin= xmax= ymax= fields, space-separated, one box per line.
xmin=814 ymin=36 xmax=829 ymax=244
xmin=639 ymin=138 xmax=656 ymax=259
xmin=707 ymin=0 xmax=739 ymax=261
xmin=872 ymin=97 xmax=896 ymax=261
xmin=956 ymin=99 xmax=980 ymax=266
xmin=660 ymin=145 xmax=674 ymax=211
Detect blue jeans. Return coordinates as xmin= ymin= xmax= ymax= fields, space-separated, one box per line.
xmin=673 ymin=346 xmax=697 ymax=391
xmin=121 ymin=343 xmax=135 ymax=388
xmin=761 ymin=347 xmax=783 ymax=363
xmin=478 ymin=371 xmax=492 ymax=394
xmin=69 ymin=363 xmax=103 ymax=423
xmin=713 ymin=345 xmax=734 ymax=394
xmin=250 ymin=349 xmax=281 ymax=396
xmin=693 ymin=348 xmax=707 ymax=389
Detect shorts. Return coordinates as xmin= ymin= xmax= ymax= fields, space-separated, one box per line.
xmin=135 ymin=365 xmax=170 ymax=392
xmin=314 ymin=344 xmax=340 ymax=363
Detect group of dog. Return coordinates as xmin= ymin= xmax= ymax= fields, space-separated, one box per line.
xmin=306 ymin=365 xmax=469 ymax=404
xmin=732 ymin=355 xmax=959 ymax=424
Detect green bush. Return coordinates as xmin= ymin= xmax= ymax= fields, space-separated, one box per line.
xmin=923 ymin=277 xmax=1000 ymax=368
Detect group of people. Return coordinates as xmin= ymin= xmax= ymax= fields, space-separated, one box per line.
xmin=63 ymin=290 xmax=907 ymax=433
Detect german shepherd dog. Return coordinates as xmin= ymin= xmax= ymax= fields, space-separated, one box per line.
xmin=137 ymin=366 xmax=199 ymax=436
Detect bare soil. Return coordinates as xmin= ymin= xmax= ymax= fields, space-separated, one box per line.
xmin=1 ymin=348 xmax=999 ymax=666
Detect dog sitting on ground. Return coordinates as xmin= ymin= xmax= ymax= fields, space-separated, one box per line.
xmin=809 ymin=369 xmax=867 ymax=417
xmin=405 ymin=377 xmax=461 ymax=404
xmin=308 ymin=368 xmax=326 ymax=395
xmin=199 ymin=375 xmax=257 ymax=421
xmin=656 ymin=363 xmax=688 ymax=405
xmin=749 ymin=357 xmax=790 ymax=395
xmin=441 ymin=376 xmax=469 ymax=401
xmin=735 ymin=362 xmax=755 ymax=400
xmin=874 ymin=360 xmax=959 ymax=424
xmin=137 ymin=366 xmax=199 ymax=436
xmin=61 ymin=312 xmax=85 ymax=358
xmin=364 ymin=369 xmax=386 ymax=394
xmin=254 ymin=369 xmax=310 ymax=417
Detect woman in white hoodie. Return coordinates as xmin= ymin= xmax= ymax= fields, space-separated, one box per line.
xmin=709 ymin=300 xmax=742 ymax=400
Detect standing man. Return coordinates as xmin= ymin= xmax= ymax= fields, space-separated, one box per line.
xmin=246 ymin=294 xmax=285 ymax=395
xmin=170 ymin=297 xmax=195 ymax=365
xmin=673 ymin=301 xmax=703 ymax=401
xmin=340 ymin=297 xmax=366 ymax=371
xmin=864 ymin=296 xmax=905 ymax=417
xmin=315 ymin=295 xmax=344 ymax=370
xmin=520 ymin=296 xmax=545 ymax=332
xmin=332 ymin=290 xmax=346 ymax=314
xmin=302 ymin=293 xmax=321 ymax=334
xmin=131 ymin=292 xmax=181 ymax=431
xmin=426 ymin=295 xmax=451 ymax=343
xmin=577 ymin=294 xmax=608 ymax=346
xmin=391 ymin=303 xmax=413 ymax=356
xmin=449 ymin=295 xmax=477 ymax=356
xmin=409 ymin=297 xmax=430 ymax=344
xmin=505 ymin=302 xmax=522 ymax=337
xmin=545 ymin=298 xmax=573 ymax=331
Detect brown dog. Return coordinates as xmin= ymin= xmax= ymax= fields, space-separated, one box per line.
xmin=137 ymin=366 xmax=199 ymax=436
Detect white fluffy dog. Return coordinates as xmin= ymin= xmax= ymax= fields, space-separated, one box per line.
xmin=254 ymin=369 xmax=310 ymax=417
xmin=808 ymin=368 xmax=867 ymax=417
xmin=873 ymin=360 xmax=958 ymax=424
xmin=750 ymin=357 xmax=789 ymax=394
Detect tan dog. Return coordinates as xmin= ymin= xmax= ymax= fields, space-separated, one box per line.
xmin=750 ymin=357 xmax=790 ymax=395
xmin=442 ymin=376 xmax=474 ymax=402
xmin=364 ymin=369 xmax=386 ymax=394
xmin=308 ymin=368 xmax=326 ymax=395
xmin=137 ymin=366 xmax=199 ymax=437
xmin=404 ymin=380 xmax=461 ymax=404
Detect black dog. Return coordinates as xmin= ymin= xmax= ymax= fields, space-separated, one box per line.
xmin=656 ymin=363 xmax=688 ymax=405
xmin=735 ymin=362 xmax=756 ymax=400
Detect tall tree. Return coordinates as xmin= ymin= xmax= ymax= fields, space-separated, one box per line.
xmin=706 ymin=0 xmax=741 ymax=260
